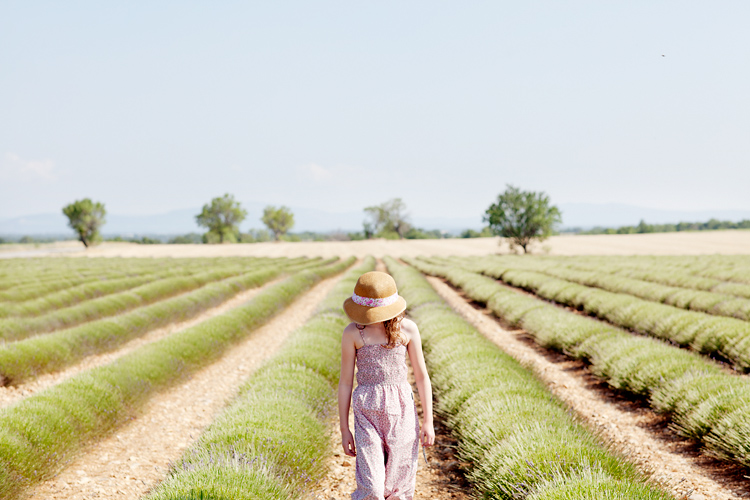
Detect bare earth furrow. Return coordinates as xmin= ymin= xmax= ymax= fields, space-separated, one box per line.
xmin=0 ymin=278 xmax=283 ymax=410
xmin=426 ymin=276 xmax=747 ymax=500
xmin=24 ymin=274 xmax=343 ymax=500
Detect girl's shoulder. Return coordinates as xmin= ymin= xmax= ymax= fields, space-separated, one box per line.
xmin=342 ymin=322 xmax=362 ymax=345
xmin=401 ymin=317 xmax=418 ymax=331
xmin=400 ymin=318 xmax=420 ymax=343
xmin=343 ymin=322 xmax=359 ymax=337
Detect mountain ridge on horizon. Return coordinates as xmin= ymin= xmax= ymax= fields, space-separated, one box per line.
xmin=1 ymin=202 xmax=749 ymax=236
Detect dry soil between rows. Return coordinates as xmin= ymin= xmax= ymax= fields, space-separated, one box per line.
xmin=0 ymin=279 xmax=282 ymax=409
xmin=24 ymin=274 xmax=344 ymax=500
xmin=427 ymin=276 xmax=747 ymax=500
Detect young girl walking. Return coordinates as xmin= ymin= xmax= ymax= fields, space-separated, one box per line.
xmin=339 ymin=271 xmax=435 ymax=500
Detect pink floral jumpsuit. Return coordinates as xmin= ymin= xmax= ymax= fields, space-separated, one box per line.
xmin=351 ymin=331 xmax=420 ymax=500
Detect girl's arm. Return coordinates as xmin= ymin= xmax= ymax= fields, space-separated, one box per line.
xmin=338 ymin=324 xmax=358 ymax=456
xmin=404 ymin=319 xmax=435 ymax=446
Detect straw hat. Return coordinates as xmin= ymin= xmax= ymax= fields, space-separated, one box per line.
xmin=343 ymin=271 xmax=407 ymax=325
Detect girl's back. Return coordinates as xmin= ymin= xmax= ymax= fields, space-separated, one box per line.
xmin=355 ymin=335 xmax=409 ymax=387
xmin=338 ymin=271 xmax=434 ymax=500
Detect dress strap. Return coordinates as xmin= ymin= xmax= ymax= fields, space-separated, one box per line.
xmin=356 ymin=324 xmax=367 ymax=345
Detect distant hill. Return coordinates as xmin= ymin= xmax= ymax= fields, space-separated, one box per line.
xmin=2 ymin=202 xmax=748 ymax=236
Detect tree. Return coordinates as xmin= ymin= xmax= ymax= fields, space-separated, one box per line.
xmin=362 ymin=222 xmax=375 ymax=240
xmin=239 ymin=228 xmax=272 ymax=243
xmin=461 ymin=227 xmax=494 ymax=238
xmin=363 ymin=198 xmax=411 ymax=239
xmin=62 ymin=198 xmax=107 ymax=248
xmin=168 ymin=233 xmax=202 ymax=244
xmin=195 ymin=194 xmax=247 ymax=244
xmin=261 ymin=205 xmax=295 ymax=241
xmin=483 ymin=185 xmax=561 ymax=253
xmin=404 ymin=227 xmax=443 ymax=239
xmin=636 ymin=219 xmax=654 ymax=233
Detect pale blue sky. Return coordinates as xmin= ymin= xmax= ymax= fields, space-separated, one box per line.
xmin=2 ymin=1 xmax=749 ymax=224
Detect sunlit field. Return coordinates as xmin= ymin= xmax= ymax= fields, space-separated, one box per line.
xmin=2 ymin=236 xmax=750 ymax=499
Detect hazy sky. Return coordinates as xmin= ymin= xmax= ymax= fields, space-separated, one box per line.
xmin=2 ymin=1 xmax=749 ymax=221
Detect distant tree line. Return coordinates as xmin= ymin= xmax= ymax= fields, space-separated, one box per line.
xmin=43 ymin=187 xmax=568 ymax=250
xmin=580 ymin=219 xmax=750 ymax=235
xmin=0 ymin=235 xmax=65 ymax=245
xmin=48 ymin=189 xmax=747 ymax=252
xmin=23 ymin=193 xmax=501 ymax=247
xmin=53 ymin=194 xmax=300 ymax=247
xmin=1 ymin=227 xmax=494 ymax=246
xmin=194 ymin=194 xmax=296 ymax=244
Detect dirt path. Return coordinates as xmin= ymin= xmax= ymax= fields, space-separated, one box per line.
xmin=426 ymin=276 xmax=748 ymax=500
xmin=24 ymin=275 xmax=344 ymax=500
xmin=0 ymin=278 xmax=284 ymax=409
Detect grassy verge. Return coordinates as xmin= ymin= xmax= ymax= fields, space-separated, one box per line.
xmin=474 ymin=255 xmax=750 ymax=297
xmin=0 ymin=260 xmax=285 ymax=340
xmin=0 ymin=258 xmax=332 ymax=384
xmin=0 ymin=258 xmax=285 ymax=317
xmin=0 ymin=258 xmax=298 ymax=303
xmin=470 ymin=255 xmax=750 ymax=321
xmin=144 ymin=257 xmax=375 ymax=500
xmin=441 ymin=255 xmax=750 ymax=372
xmin=407 ymin=258 xmax=750 ymax=471
xmin=552 ymin=255 xmax=750 ymax=287
xmin=552 ymin=256 xmax=750 ymax=300
xmin=609 ymin=265 xmax=750 ymax=300
xmin=385 ymin=257 xmax=673 ymax=500
xmin=0 ymin=265 xmax=282 ymax=384
xmin=0 ymin=271 xmax=178 ymax=317
xmin=0 ymin=257 xmax=201 ymax=300
xmin=0 ymin=256 xmax=144 ymax=285
xmin=0 ymin=257 xmax=354 ymax=500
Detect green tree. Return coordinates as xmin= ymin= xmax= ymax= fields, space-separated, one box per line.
xmin=168 ymin=233 xmax=202 ymax=244
xmin=461 ymin=229 xmax=481 ymax=238
xmin=363 ymin=198 xmax=411 ymax=239
xmin=62 ymin=198 xmax=107 ymax=248
xmin=238 ymin=229 xmax=273 ymax=243
xmin=636 ymin=219 xmax=654 ymax=233
xmin=261 ymin=205 xmax=295 ymax=241
xmin=484 ymin=185 xmax=561 ymax=253
xmin=195 ymin=194 xmax=247 ymax=244
xmin=405 ymin=227 xmax=442 ymax=239
xmin=362 ymin=222 xmax=375 ymax=240
xmin=460 ymin=227 xmax=494 ymax=238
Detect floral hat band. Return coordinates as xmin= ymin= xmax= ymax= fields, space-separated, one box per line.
xmin=351 ymin=292 xmax=399 ymax=308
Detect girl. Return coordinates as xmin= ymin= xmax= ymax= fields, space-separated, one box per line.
xmin=339 ymin=271 xmax=435 ymax=500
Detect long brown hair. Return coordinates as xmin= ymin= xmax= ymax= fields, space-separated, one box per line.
xmin=383 ymin=311 xmax=407 ymax=348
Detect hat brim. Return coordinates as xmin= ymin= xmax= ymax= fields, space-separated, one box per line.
xmin=342 ymin=296 xmax=407 ymax=325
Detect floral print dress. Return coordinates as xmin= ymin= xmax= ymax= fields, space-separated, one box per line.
xmin=351 ymin=336 xmax=419 ymax=500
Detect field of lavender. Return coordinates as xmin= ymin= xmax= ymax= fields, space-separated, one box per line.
xmin=1 ymin=253 xmax=748 ymax=499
